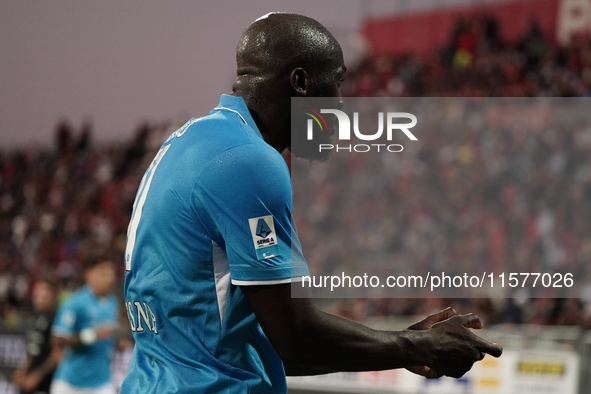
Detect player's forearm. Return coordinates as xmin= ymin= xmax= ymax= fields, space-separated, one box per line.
xmin=52 ymin=334 xmax=81 ymax=348
xmin=284 ymin=309 xmax=431 ymax=372
xmin=283 ymin=364 xmax=331 ymax=376
xmin=242 ymin=284 xmax=434 ymax=373
xmin=52 ymin=327 xmax=110 ymax=349
xmin=12 ymin=357 xmax=30 ymax=384
xmin=52 ymin=333 xmax=88 ymax=348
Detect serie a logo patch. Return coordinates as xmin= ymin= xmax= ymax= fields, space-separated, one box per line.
xmin=248 ymin=215 xmax=280 ymax=260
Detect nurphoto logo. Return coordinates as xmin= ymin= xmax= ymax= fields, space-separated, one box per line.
xmin=304 ymin=108 xmax=418 ymax=153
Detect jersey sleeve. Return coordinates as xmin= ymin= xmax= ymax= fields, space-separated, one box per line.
xmin=191 ymin=143 xmax=309 ymax=285
xmin=52 ymin=298 xmax=83 ymax=337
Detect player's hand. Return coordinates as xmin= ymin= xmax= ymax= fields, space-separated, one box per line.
xmin=406 ymin=307 xmax=458 ymax=379
xmin=20 ymin=371 xmax=43 ymax=391
xmin=425 ymin=313 xmax=502 ymax=379
xmin=12 ymin=368 xmax=26 ymax=387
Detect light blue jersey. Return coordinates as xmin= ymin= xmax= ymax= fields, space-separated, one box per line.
xmin=52 ymin=285 xmax=118 ymax=388
xmin=120 ymin=95 xmax=309 ymax=394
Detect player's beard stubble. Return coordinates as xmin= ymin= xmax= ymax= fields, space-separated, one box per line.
xmin=289 ymin=109 xmax=337 ymax=163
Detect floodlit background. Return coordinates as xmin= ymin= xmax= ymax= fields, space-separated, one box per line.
xmin=1 ymin=0 xmax=591 ymax=393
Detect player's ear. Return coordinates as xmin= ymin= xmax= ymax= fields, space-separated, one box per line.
xmin=290 ymin=68 xmax=308 ymax=96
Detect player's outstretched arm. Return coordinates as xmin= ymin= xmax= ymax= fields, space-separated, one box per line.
xmin=241 ymin=284 xmax=502 ymax=378
xmin=51 ymin=325 xmax=114 ymax=348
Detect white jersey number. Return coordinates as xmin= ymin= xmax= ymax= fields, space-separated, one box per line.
xmin=125 ymin=143 xmax=171 ymax=271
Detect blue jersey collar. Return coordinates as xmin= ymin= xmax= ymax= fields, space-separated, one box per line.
xmin=82 ymin=284 xmax=96 ymax=299
xmin=210 ymin=94 xmax=262 ymax=138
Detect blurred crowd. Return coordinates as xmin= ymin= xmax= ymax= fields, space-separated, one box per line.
xmin=345 ymin=17 xmax=591 ymax=98
xmin=2 ymin=15 xmax=591 ymax=330
xmin=293 ymin=98 xmax=591 ymax=327
xmin=0 ymin=118 xmax=174 ymax=328
xmin=294 ymin=16 xmax=591 ymax=327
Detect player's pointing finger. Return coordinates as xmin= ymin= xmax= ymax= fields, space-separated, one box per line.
xmin=467 ymin=331 xmax=503 ymax=358
xmin=477 ymin=340 xmax=503 ymax=358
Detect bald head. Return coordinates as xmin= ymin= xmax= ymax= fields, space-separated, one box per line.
xmin=231 ymin=13 xmax=345 ymax=156
xmin=235 ymin=13 xmax=344 ymax=88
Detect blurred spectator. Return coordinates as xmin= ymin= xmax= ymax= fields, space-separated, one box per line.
xmin=12 ymin=278 xmax=60 ymax=394
xmin=76 ymin=117 xmax=93 ymax=154
xmin=55 ymin=119 xmax=73 ymax=156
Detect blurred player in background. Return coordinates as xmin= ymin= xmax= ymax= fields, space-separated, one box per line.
xmin=50 ymin=257 xmax=118 ymax=394
xmin=12 ymin=279 xmax=60 ymax=394
xmin=121 ymin=12 xmax=501 ymax=394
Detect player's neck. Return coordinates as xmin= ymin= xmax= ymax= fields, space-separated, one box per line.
xmin=87 ymin=283 xmax=108 ymax=299
xmin=230 ymin=90 xmax=286 ymax=152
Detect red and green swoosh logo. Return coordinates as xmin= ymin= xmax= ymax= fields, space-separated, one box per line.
xmin=303 ymin=107 xmax=328 ymax=131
